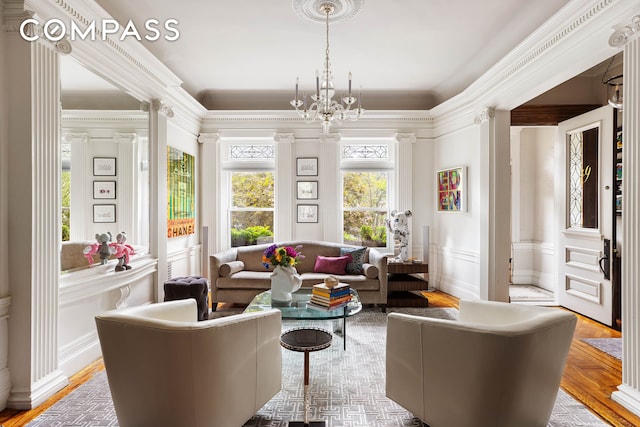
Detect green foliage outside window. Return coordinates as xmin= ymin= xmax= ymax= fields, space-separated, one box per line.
xmin=343 ymin=172 xmax=388 ymax=247
xmin=230 ymin=172 xmax=274 ymax=247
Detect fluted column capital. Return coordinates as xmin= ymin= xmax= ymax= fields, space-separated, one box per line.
xmin=474 ymin=107 xmax=496 ymax=125
xmin=114 ymin=133 xmax=137 ymax=144
xmin=274 ymin=132 xmax=295 ymax=144
xmin=320 ymin=133 xmax=341 ymax=144
xmin=395 ymin=132 xmax=416 ymax=144
xmin=609 ymin=15 xmax=640 ymax=47
xmin=152 ymin=99 xmax=174 ymax=118
xmin=197 ymin=133 xmax=220 ymax=144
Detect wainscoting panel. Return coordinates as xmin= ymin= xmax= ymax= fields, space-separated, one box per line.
xmin=511 ymin=241 xmax=555 ymax=292
xmin=58 ymin=257 xmax=157 ymax=377
xmin=432 ymin=245 xmax=480 ymax=300
xmin=167 ymin=245 xmax=202 ymax=280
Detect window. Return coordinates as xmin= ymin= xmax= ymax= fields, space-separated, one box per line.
xmin=341 ymin=140 xmax=394 ymax=249
xmin=229 ymin=171 xmax=274 ymax=247
xmin=342 ymin=171 xmax=388 ymax=247
xmin=223 ymin=142 xmax=275 ymax=247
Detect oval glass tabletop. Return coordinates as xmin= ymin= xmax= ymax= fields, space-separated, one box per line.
xmin=245 ymin=288 xmax=362 ymax=320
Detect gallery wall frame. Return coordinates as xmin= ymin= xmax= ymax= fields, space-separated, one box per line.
xmin=297 ymin=204 xmax=319 ymax=223
xmin=93 ymin=157 xmax=117 ymax=176
xmin=437 ymin=166 xmax=466 ymax=212
xmin=93 ymin=181 xmax=116 ymax=199
xmin=297 ymin=181 xmax=318 ymax=200
xmin=93 ymin=204 xmax=116 ymax=223
xmin=296 ymin=157 xmax=318 ymax=176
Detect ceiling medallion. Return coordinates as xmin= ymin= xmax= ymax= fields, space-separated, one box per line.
xmin=292 ymin=0 xmax=365 ymax=24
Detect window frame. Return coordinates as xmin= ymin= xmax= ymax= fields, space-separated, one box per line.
xmin=340 ymin=139 xmax=395 ymax=253
xmin=220 ymin=140 xmax=276 ymax=248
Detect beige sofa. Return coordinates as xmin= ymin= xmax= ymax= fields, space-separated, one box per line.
xmin=210 ymin=240 xmax=388 ymax=309
xmin=95 ymin=299 xmax=282 ymax=427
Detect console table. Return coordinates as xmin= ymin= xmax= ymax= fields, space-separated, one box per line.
xmin=387 ymin=261 xmax=429 ymax=307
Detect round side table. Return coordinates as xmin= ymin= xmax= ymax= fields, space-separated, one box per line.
xmin=280 ymin=327 xmax=332 ymax=427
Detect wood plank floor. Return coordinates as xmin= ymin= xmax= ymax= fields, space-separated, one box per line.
xmin=0 ymin=290 xmax=637 ymax=427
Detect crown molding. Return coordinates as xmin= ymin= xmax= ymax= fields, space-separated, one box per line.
xmin=23 ymin=0 xmax=205 ymax=126
xmin=431 ymin=0 xmax=640 ymax=130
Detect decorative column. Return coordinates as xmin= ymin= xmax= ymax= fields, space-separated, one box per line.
xmin=475 ymin=107 xmax=511 ymax=302
xmin=115 ymin=133 xmax=138 ymax=240
xmin=274 ymin=133 xmax=295 ymax=242
xmin=149 ymin=100 xmax=173 ymax=301
xmin=319 ymin=133 xmax=341 ymax=242
xmin=611 ymin=16 xmax=640 ymax=417
xmin=6 ymin=27 xmax=68 ymax=407
xmin=198 ymin=133 xmax=220 ymax=254
xmin=64 ymin=132 xmax=89 ymax=241
xmin=395 ymin=132 xmax=416 ymax=258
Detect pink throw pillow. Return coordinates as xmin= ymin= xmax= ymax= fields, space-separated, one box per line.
xmin=313 ymin=255 xmax=351 ymax=275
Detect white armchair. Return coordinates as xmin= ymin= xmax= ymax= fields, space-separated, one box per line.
xmin=386 ymin=300 xmax=577 ymax=427
xmin=95 ymin=299 xmax=282 ymax=427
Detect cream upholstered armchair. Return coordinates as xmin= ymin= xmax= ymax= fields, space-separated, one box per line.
xmin=95 ymin=299 xmax=282 ymax=427
xmin=386 ymin=300 xmax=577 ymax=427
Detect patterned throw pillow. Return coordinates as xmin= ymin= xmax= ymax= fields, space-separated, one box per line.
xmin=340 ymin=246 xmax=366 ymax=274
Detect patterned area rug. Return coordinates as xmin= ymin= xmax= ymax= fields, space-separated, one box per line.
xmin=27 ymin=307 xmax=608 ymax=427
xmin=582 ymin=338 xmax=622 ymax=360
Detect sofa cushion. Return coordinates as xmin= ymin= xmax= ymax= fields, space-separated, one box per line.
xmin=313 ymin=255 xmax=350 ymax=275
xmin=217 ymin=271 xmax=272 ymax=289
xmin=362 ymin=263 xmax=379 ymax=279
xmin=340 ymin=246 xmax=366 ymax=274
xmin=219 ymin=260 xmax=245 ymax=277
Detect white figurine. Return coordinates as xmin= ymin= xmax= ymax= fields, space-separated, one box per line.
xmin=386 ymin=209 xmax=413 ymax=262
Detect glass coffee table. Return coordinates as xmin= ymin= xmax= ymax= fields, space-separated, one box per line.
xmin=245 ymin=288 xmax=362 ymax=350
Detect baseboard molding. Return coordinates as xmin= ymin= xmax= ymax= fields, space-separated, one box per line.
xmin=59 ymin=331 xmax=101 ymax=378
xmin=7 ymin=369 xmax=68 ymax=410
xmin=613 ymin=384 xmax=640 ymax=418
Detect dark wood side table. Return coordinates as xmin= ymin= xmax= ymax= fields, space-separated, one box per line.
xmin=280 ymin=327 xmax=332 ymax=427
xmin=387 ymin=261 xmax=429 ymax=308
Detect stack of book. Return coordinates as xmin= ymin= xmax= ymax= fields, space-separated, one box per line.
xmin=308 ymin=282 xmax=352 ymax=311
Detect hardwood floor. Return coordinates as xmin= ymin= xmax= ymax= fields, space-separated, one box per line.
xmin=0 ymin=290 xmax=637 ymax=427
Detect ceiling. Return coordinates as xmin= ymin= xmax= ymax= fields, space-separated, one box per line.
xmin=90 ymin=0 xmax=573 ymax=110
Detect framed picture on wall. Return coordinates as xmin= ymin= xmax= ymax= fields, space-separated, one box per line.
xmin=297 ymin=204 xmax=318 ymax=223
xmin=296 ymin=157 xmax=318 ymax=176
xmin=93 ymin=181 xmax=116 ymax=199
xmin=297 ymin=181 xmax=318 ymax=199
xmin=93 ymin=157 xmax=117 ymax=176
xmin=436 ymin=166 xmax=466 ymax=212
xmin=93 ymin=204 xmax=116 ymax=223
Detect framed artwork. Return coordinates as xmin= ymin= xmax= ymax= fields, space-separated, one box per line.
xmin=93 ymin=157 xmax=117 ymax=176
xmin=167 ymin=146 xmax=196 ymax=237
xmin=437 ymin=166 xmax=466 ymax=212
xmin=93 ymin=181 xmax=116 ymax=199
xmin=296 ymin=157 xmax=318 ymax=176
xmin=297 ymin=204 xmax=319 ymax=223
xmin=93 ymin=204 xmax=116 ymax=223
xmin=297 ymin=181 xmax=318 ymax=199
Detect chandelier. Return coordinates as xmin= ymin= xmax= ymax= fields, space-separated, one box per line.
xmin=290 ymin=1 xmax=364 ymax=134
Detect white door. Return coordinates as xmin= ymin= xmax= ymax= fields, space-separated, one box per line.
xmin=556 ymin=105 xmax=614 ymax=326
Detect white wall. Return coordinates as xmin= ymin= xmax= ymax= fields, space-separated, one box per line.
xmin=432 ymin=122 xmax=483 ymax=300
xmin=511 ymin=127 xmax=556 ymax=291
